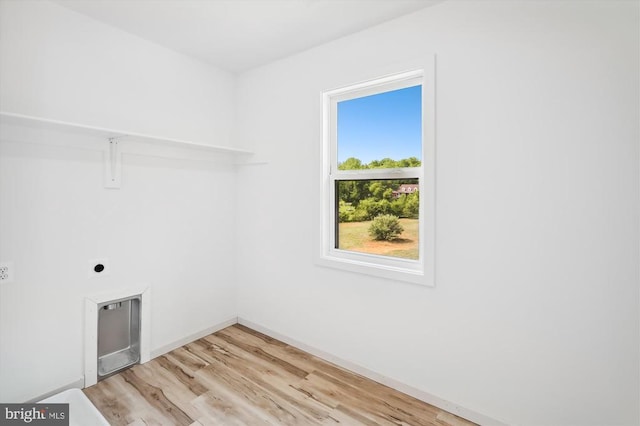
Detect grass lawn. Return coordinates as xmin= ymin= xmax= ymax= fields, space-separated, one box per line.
xmin=338 ymin=218 xmax=419 ymax=260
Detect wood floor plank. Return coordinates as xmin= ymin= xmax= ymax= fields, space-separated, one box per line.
xmin=165 ymin=346 xmax=210 ymax=374
xmin=223 ymin=325 xmax=443 ymax=425
xmin=196 ymin=364 xmax=307 ymax=424
xmin=191 ymin=389 xmax=273 ymax=425
xmin=84 ymin=324 xmax=477 ymax=426
xmin=86 ymin=371 xmax=177 ymax=425
xmin=305 ymin=369 xmax=441 ymax=426
xmin=155 ymin=355 xmax=209 ymax=396
xmin=195 ymin=335 xmax=334 ymax=423
xmin=298 ymin=371 xmax=417 ymax=426
xmin=209 ymin=331 xmax=310 ymax=378
xmin=120 ymin=368 xmax=194 ymax=425
xmin=332 ymin=404 xmax=394 ymax=426
xmin=131 ymin=358 xmax=207 ymax=422
xmin=200 ymin=334 xmax=307 ymax=384
xmin=84 ymin=378 xmax=133 ymax=425
xmin=436 ymin=412 xmax=476 ymax=426
xmin=220 ymin=325 xmax=329 ymax=374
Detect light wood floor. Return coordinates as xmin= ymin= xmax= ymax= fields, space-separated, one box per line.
xmin=84 ymin=324 xmax=476 ymax=426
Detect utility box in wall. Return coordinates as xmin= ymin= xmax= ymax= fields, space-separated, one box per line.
xmin=97 ymin=295 xmax=141 ymax=380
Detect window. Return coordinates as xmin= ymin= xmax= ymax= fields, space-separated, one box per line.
xmin=320 ymin=68 xmax=435 ymax=286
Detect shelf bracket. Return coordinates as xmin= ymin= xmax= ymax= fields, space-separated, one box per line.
xmin=104 ymin=137 xmax=122 ymax=189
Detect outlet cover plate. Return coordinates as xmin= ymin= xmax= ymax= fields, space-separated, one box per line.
xmin=0 ymin=262 xmax=13 ymax=284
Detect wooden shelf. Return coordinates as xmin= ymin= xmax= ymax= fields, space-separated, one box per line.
xmin=0 ymin=111 xmax=255 ymax=157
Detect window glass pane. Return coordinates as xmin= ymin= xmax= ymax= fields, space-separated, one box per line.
xmin=337 ymin=85 xmax=422 ymax=170
xmin=336 ymin=179 xmax=419 ymax=260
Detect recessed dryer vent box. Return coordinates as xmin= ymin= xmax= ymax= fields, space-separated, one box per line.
xmin=97 ymin=295 xmax=141 ymax=380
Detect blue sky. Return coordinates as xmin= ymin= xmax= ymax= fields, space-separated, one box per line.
xmin=337 ymin=85 xmax=422 ymax=164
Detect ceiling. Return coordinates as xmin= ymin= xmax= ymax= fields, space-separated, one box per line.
xmin=54 ymin=0 xmax=442 ymax=73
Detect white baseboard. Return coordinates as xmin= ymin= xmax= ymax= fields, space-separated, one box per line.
xmin=29 ymin=317 xmax=237 ymax=403
xmin=237 ymin=317 xmax=506 ymax=426
xmin=150 ymin=316 xmax=238 ymax=359
xmin=56 ymin=315 xmax=503 ymax=425
xmin=28 ymin=377 xmax=85 ymax=403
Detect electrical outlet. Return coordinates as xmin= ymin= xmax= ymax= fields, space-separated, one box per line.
xmin=88 ymin=258 xmax=110 ymax=278
xmin=0 ymin=262 xmax=14 ymax=284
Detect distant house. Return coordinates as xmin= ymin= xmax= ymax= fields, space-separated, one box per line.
xmin=392 ymin=184 xmax=419 ymax=198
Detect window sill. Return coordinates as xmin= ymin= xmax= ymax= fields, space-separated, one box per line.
xmin=316 ymin=253 xmax=434 ymax=287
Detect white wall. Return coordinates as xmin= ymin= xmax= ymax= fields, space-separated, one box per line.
xmin=0 ymin=0 xmax=235 ymax=145
xmin=234 ymin=1 xmax=639 ymax=425
xmin=0 ymin=1 xmax=238 ymax=402
xmin=1 ymin=0 xmax=638 ymax=423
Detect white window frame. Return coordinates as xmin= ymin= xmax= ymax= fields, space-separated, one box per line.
xmin=319 ymin=66 xmax=435 ymax=286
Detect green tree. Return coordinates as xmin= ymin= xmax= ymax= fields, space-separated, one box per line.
xmin=338 ymin=180 xmax=369 ymax=205
xmin=396 ymin=157 xmax=421 ymax=168
xmin=338 ymin=200 xmax=356 ymax=222
xmin=357 ymin=198 xmax=392 ymax=220
xmin=402 ymin=191 xmax=419 ymax=218
xmin=369 ymin=214 xmax=404 ymax=241
xmin=368 ymin=181 xmax=387 ymax=200
xmin=336 ymin=157 xmax=421 ymax=215
xmin=390 ymin=196 xmax=406 ymax=217
xmin=338 ymin=157 xmax=365 ymax=170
